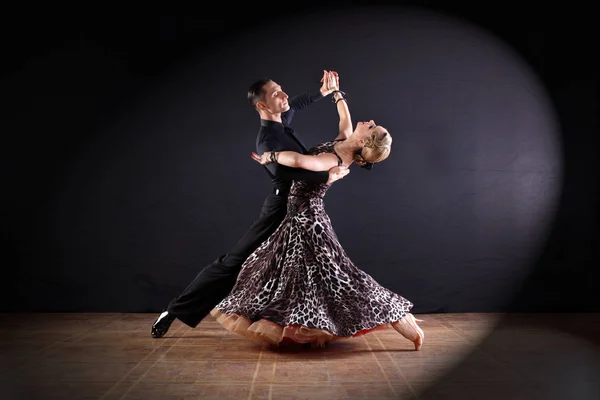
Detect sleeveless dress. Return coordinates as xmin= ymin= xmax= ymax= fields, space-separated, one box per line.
xmin=210 ymin=140 xmax=413 ymax=347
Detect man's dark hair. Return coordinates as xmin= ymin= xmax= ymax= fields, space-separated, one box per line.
xmin=247 ymin=78 xmax=272 ymax=109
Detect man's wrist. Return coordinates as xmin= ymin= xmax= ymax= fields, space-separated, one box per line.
xmin=308 ymin=89 xmax=326 ymax=103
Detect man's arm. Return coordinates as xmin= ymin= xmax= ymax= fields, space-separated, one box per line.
xmin=283 ymin=70 xmax=338 ymax=125
xmin=257 ymin=136 xmax=329 ymax=184
xmin=282 ymin=91 xmax=324 ymax=126
xmin=288 ymin=90 xmax=326 ymax=112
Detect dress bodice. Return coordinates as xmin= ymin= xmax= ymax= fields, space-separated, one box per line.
xmin=288 ymin=140 xmax=343 ymax=199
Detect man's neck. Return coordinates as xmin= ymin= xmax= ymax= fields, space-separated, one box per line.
xmin=259 ymin=112 xmax=282 ymax=123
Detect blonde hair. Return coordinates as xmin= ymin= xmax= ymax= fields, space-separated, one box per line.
xmin=353 ymin=130 xmax=392 ymax=166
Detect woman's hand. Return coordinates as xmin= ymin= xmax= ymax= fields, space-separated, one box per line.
xmin=251 ymin=152 xmax=273 ymax=165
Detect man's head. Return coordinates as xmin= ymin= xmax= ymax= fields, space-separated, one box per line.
xmin=248 ymin=79 xmax=290 ymax=119
xmin=352 ymin=120 xmax=392 ymax=165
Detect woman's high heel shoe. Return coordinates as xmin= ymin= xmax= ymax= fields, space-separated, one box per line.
xmin=391 ymin=313 xmax=425 ymax=351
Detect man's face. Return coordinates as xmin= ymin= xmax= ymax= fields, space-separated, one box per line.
xmin=257 ymin=80 xmax=290 ymax=114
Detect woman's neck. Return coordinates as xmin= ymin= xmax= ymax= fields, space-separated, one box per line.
xmin=334 ymin=138 xmax=361 ymax=165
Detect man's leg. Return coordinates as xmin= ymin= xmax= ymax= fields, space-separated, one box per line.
xmin=152 ymin=194 xmax=286 ymax=337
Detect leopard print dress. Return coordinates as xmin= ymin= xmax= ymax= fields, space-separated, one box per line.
xmin=211 ymin=140 xmax=413 ymax=346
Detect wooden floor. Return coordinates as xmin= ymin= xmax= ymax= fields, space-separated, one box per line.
xmin=1 ymin=313 xmax=599 ymax=399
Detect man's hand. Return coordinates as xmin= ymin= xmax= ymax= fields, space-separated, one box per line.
xmin=326 ymin=165 xmax=349 ymax=185
xmin=320 ymin=70 xmax=340 ymax=96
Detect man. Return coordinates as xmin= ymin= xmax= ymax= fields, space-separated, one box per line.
xmin=151 ymin=70 xmax=348 ymax=338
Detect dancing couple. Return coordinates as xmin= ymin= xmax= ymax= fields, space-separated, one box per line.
xmin=152 ymin=70 xmax=424 ymax=350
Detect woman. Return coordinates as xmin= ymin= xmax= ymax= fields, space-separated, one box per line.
xmin=210 ymin=86 xmax=424 ymax=350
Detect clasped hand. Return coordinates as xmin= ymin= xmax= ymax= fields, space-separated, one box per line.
xmin=320 ymin=70 xmax=339 ymax=95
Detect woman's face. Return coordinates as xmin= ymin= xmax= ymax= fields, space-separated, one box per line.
xmin=355 ymin=120 xmax=389 ymax=142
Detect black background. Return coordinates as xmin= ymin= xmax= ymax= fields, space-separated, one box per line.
xmin=2 ymin=2 xmax=597 ymax=314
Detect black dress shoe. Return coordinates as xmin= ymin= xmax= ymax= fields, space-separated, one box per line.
xmin=151 ymin=311 xmax=176 ymax=338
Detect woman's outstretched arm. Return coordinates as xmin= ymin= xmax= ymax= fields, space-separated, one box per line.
xmin=251 ymin=151 xmax=340 ymax=172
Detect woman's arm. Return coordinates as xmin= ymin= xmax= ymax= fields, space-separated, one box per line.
xmin=252 ymin=151 xmax=340 ymax=172
xmin=256 ymin=135 xmax=329 ymax=183
xmin=333 ymin=90 xmax=353 ymax=141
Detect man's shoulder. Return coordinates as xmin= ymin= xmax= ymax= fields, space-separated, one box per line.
xmin=257 ymin=125 xmax=278 ymax=140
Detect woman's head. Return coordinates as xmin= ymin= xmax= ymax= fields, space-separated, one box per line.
xmin=353 ymin=120 xmax=392 ymax=166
